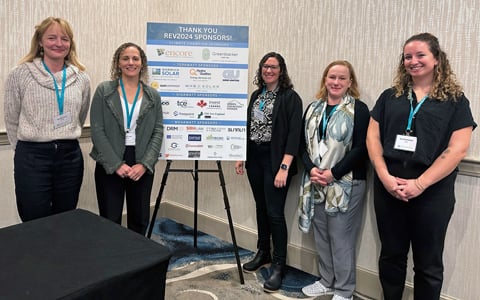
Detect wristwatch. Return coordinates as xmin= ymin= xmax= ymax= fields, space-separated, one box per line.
xmin=280 ymin=163 xmax=289 ymax=170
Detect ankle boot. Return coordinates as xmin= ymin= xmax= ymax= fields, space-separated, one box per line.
xmin=263 ymin=262 xmax=284 ymax=292
xmin=243 ymin=250 xmax=271 ymax=273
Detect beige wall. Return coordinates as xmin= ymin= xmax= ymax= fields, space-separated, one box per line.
xmin=1 ymin=1 xmax=480 ymax=299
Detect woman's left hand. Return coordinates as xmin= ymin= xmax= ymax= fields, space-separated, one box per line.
xmin=395 ymin=178 xmax=425 ymax=201
xmin=128 ymin=164 xmax=146 ymax=181
xmin=274 ymin=170 xmax=288 ymax=188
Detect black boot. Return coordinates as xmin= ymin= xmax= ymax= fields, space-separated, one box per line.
xmin=263 ymin=262 xmax=284 ymax=293
xmin=243 ymin=250 xmax=271 ymax=273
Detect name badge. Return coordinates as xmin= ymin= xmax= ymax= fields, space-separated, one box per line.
xmin=125 ymin=131 xmax=136 ymax=145
xmin=253 ymin=108 xmax=265 ymax=122
xmin=53 ymin=112 xmax=72 ymax=129
xmin=394 ymin=134 xmax=417 ymax=152
xmin=319 ymin=140 xmax=328 ymax=157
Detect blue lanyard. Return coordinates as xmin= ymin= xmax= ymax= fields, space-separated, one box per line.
xmin=259 ymin=87 xmax=267 ymax=110
xmin=119 ymin=79 xmax=141 ymax=130
xmin=259 ymin=86 xmax=277 ymax=110
xmin=321 ymin=104 xmax=338 ymax=140
xmin=406 ymin=90 xmax=428 ymax=132
xmin=42 ymin=60 xmax=66 ymax=115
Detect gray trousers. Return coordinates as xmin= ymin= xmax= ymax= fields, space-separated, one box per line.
xmin=314 ymin=179 xmax=366 ymax=298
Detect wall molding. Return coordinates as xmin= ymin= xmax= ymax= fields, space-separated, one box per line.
xmin=1 ymin=129 xmax=479 ymax=178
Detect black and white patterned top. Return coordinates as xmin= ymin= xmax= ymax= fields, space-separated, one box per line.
xmin=249 ymin=89 xmax=277 ymax=143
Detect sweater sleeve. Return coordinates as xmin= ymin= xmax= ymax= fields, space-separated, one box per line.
xmin=4 ymin=67 xmax=22 ymax=149
xmin=78 ymin=72 xmax=91 ymax=127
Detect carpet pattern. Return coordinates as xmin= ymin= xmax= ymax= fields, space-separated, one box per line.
xmin=151 ymin=218 xmax=367 ymax=300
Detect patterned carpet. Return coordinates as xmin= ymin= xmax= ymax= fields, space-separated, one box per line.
xmin=150 ymin=218 xmax=367 ymax=300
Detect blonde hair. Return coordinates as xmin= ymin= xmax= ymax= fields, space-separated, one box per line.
xmin=315 ymin=60 xmax=360 ymax=100
xmin=19 ymin=17 xmax=86 ymax=71
xmin=392 ymin=33 xmax=462 ymax=101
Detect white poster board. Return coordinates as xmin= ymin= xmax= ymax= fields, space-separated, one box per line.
xmin=146 ymin=23 xmax=249 ymax=161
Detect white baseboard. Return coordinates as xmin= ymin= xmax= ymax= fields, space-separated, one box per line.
xmin=152 ymin=201 xmax=458 ymax=300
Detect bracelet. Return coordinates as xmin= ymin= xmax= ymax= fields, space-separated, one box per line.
xmin=414 ymin=178 xmax=425 ymax=191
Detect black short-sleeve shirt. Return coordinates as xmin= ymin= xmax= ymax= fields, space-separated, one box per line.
xmin=371 ymin=88 xmax=476 ymax=170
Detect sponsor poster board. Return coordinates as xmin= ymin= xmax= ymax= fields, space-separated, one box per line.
xmin=146 ymin=23 xmax=249 ymax=160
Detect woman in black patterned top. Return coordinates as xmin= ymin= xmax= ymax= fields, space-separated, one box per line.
xmin=235 ymin=52 xmax=303 ymax=293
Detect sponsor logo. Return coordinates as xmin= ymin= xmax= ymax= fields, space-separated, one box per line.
xmin=166 ymin=134 xmax=183 ymax=140
xmin=207 ymin=145 xmax=224 ymax=149
xmin=163 ymin=153 xmax=184 ymax=158
xmin=227 ymin=100 xmax=244 ymax=110
xmin=207 ymin=153 xmax=223 ymax=159
xmin=211 ymin=51 xmax=239 ymax=58
xmin=197 ymin=100 xmax=207 ymax=108
xmin=230 ymin=144 xmax=242 ymax=150
xmin=226 ymin=136 xmax=246 ymax=141
xmin=152 ymin=68 xmax=180 ymax=77
xmin=166 ymin=126 xmax=179 ymax=131
xmin=202 ymin=48 xmax=210 ymax=60
xmin=227 ymin=127 xmax=246 ymax=133
xmin=189 ymin=69 xmax=211 ymax=76
xmin=167 ymin=142 xmax=181 ymax=151
xmin=222 ymin=70 xmax=240 ymax=82
xmin=176 ymin=100 xmax=194 ymax=108
xmin=206 ymin=127 xmax=225 ymax=132
xmin=188 ymin=151 xmax=201 ymax=158
xmin=188 ymin=134 xmax=202 ymax=141
xmin=173 ymin=111 xmax=195 ymax=117
xmin=205 ymin=134 xmax=224 ymax=141
xmin=186 ymin=126 xmax=204 ymax=132
xmin=208 ymin=100 xmax=221 ymax=109
xmin=156 ymin=49 xmax=193 ymax=58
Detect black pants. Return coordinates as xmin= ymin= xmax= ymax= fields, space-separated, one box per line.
xmin=374 ymin=172 xmax=456 ymax=300
xmin=94 ymin=146 xmax=154 ymax=235
xmin=14 ymin=140 xmax=83 ymax=222
xmin=246 ymin=143 xmax=291 ymax=265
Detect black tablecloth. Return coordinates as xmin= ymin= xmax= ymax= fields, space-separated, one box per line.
xmin=0 ymin=209 xmax=171 ymax=300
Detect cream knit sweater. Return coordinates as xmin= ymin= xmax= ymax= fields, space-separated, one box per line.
xmin=4 ymin=58 xmax=91 ymax=149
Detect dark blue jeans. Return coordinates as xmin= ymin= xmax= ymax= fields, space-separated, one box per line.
xmin=374 ymin=172 xmax=456 ymax=300
xmin=246 ymin=143 xmax=291 ymax=265
xmin=14 ymin=140 xmax=83 ymax=222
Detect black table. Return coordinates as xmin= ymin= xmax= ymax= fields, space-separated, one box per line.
xmin=0 ymin=209 xmax=171 ymax=300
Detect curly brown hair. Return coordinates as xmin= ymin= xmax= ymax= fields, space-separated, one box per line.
xmin=110 ymin=42 xmax=149 ymax=82
xmin=253 ymin=52 xmax=293 ymax=90
xmin=393 ymin=33 xmax=463 ymax=101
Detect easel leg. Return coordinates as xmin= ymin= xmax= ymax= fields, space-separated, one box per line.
xmin=146 ymin=160 xmax=245 ymax=284
xmin=193 ymin=160 xmax=199 ymax=248
xmin=216 ymin=161 xmax=245 ymax=284
xmin=146 ymin=160 xmax=172 ymax=238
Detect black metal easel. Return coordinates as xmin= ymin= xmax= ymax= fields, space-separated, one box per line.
xmin=146 ymin=160 xmax=245 ymax=284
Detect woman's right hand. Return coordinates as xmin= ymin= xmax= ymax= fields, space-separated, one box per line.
xmin=115 ymin=163 xmax=132 ymax=179
xmin=381 ymin=174 xmax=408 ymax=202
xmin=235 ymin=161 xmax=244 ymax=175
